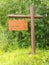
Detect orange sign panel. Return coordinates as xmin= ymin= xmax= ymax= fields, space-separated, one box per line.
xmin=9 ymin=20 xmax=28 ymax=30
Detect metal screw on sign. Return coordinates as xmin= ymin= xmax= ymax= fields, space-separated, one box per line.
xmin=8 ymin=5 xmax=43 ymax=54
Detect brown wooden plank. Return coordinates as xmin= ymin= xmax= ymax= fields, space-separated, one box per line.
xmin=9 ymin=20 xmax=28 ymax=31
xmin=8 ymin=15 xmax=43 ymax=18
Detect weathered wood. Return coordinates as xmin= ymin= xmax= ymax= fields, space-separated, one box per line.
xmin=30 ymin=5 xmax=35 ymax=54
xmin=8 ymin=5 xmax=43 ymax=55
xmin=8 ymin=14 xmax=43 ymax=19
xmin=9 ymin=20 xmax=28 ymax=31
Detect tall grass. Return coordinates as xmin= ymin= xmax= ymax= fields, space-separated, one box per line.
xmin=0 ymin=48 xmax=49 ymax=65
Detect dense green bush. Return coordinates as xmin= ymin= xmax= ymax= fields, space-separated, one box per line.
xmin=0 ymin=0 xmax=49 ymax=51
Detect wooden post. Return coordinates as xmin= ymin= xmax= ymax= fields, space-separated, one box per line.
xmin=8 ymin=5 xmax=43 ymax=54
xmin=30 ymin=5 xmax=35 ymax=54
xmin=8 ymin=15 xmax=43 ymax=18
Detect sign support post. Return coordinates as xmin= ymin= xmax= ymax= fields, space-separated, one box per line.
xmin=30 ymin=5 xmax=35 ymax=54
xmin=8 ymin=5 xmax=43 ymax=54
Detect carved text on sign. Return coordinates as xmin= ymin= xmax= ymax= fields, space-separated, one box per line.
xmin=9 ymin=20 xmax=28 ymax=30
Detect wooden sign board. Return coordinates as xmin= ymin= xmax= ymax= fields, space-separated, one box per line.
xmin=9 ymin=20 xmax=28 ymax=30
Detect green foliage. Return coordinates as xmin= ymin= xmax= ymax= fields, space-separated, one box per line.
xmin=0 ymin=0 xmax=49 ymax=51
xmin=0 ymin=48 xmax=49 ymax=65
xmin=34 ymin=0 xmax=49 ymax=48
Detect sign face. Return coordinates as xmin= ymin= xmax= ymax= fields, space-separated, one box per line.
xmin=9 ymin=20 xmax=28 ymax=30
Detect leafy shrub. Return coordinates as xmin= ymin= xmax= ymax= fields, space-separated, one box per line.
xmin=0 ymin=0 xmax=49 ymax=51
